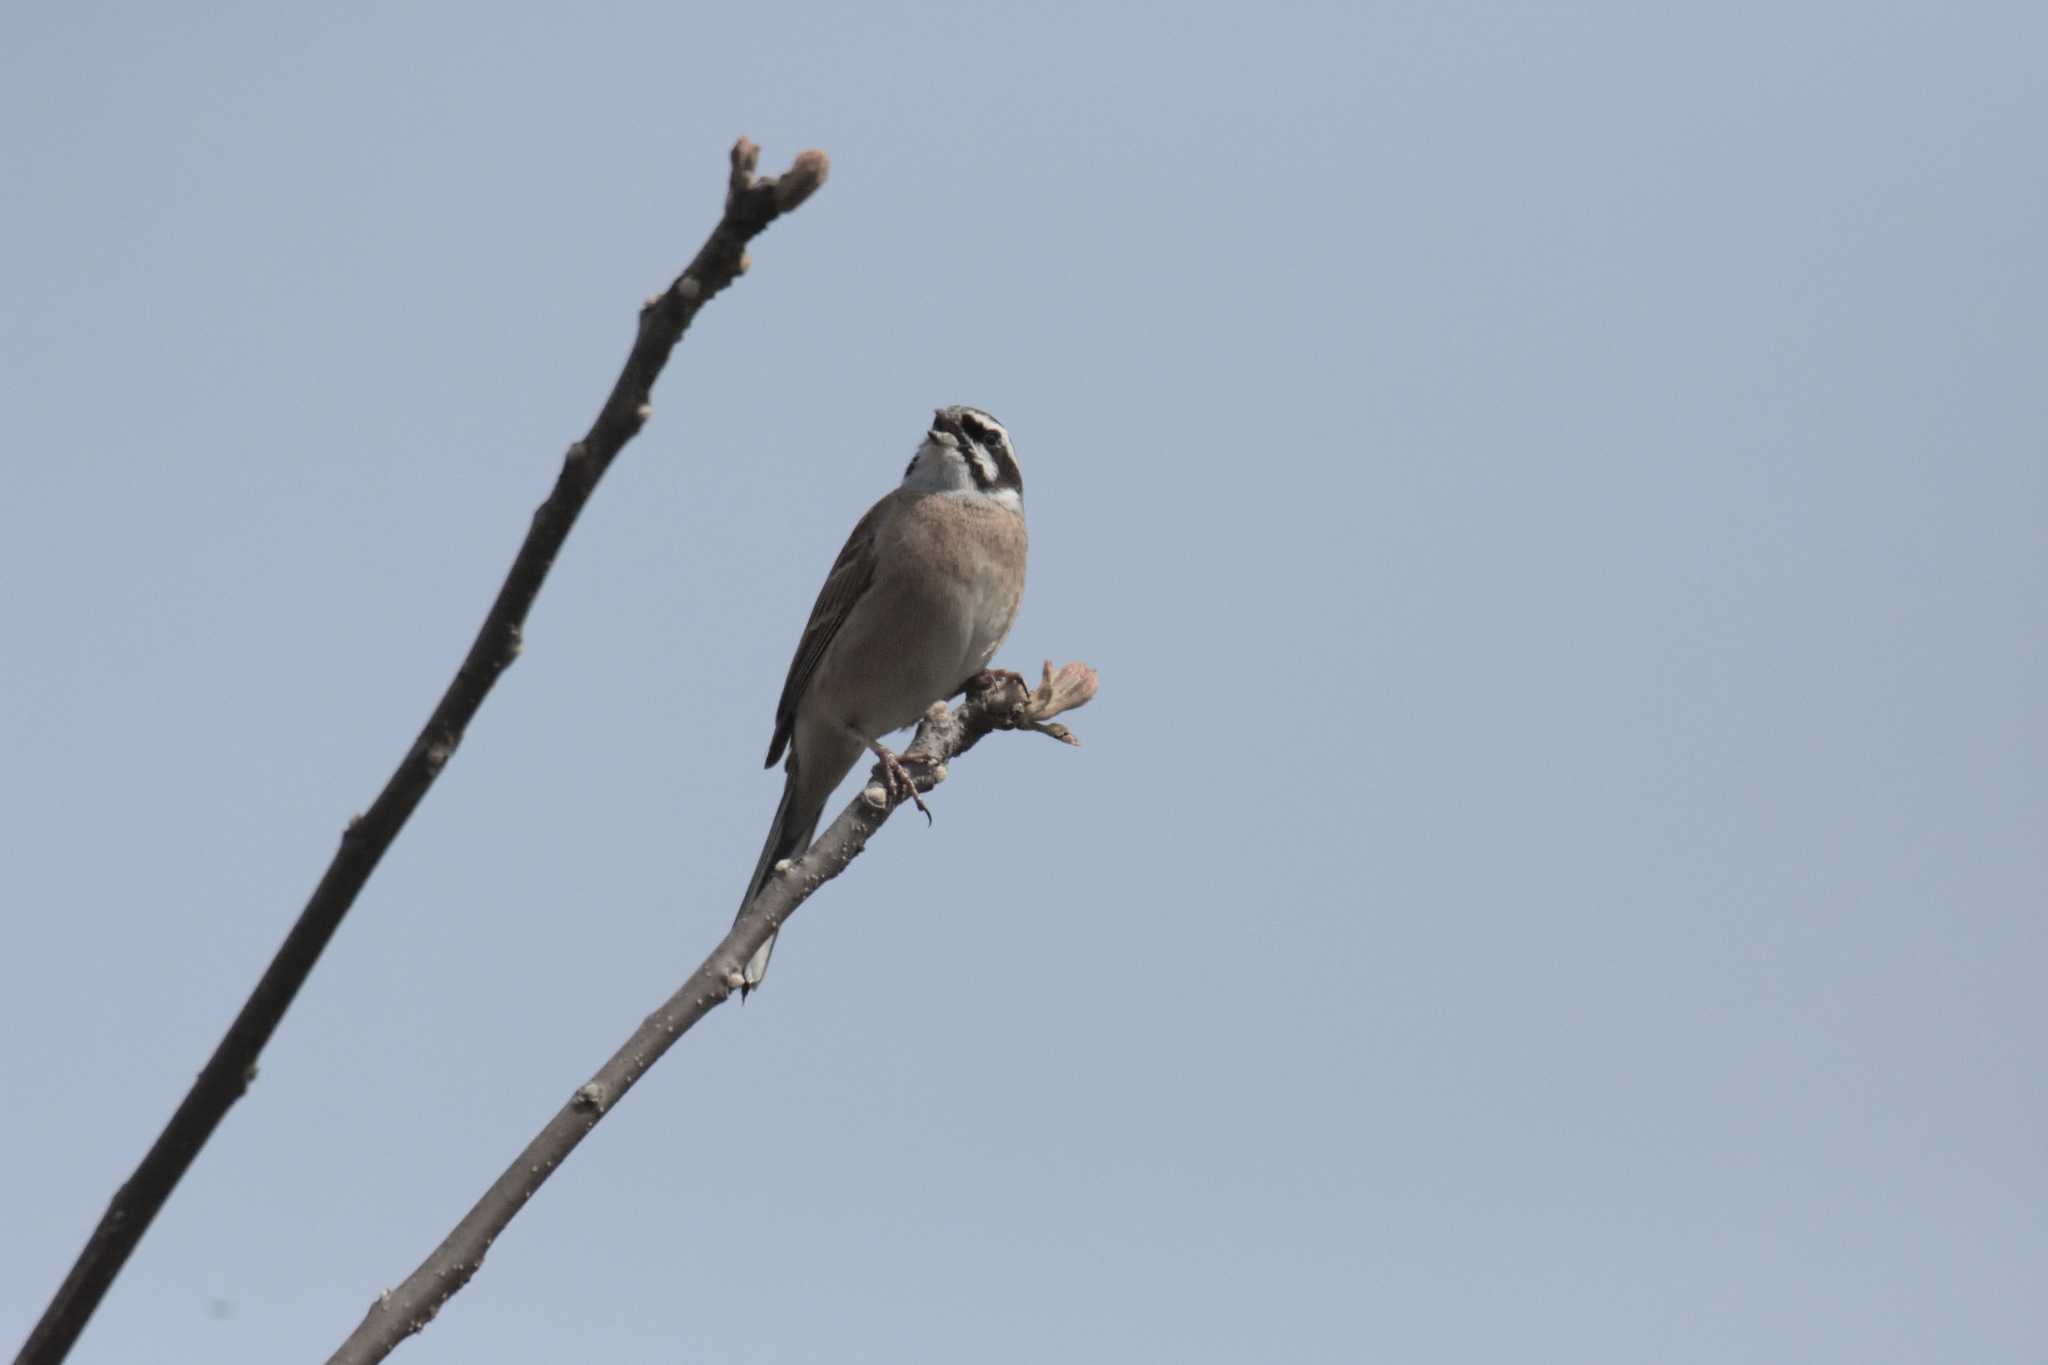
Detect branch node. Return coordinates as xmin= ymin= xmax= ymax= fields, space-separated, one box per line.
xmin=729 ymin=137 xmax=761 ymax=192
xmin=775 ymin=150 xmax=831 ymax=210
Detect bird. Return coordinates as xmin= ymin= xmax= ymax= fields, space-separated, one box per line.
xmin=734 ymin=405 xmax=1029 ymax=996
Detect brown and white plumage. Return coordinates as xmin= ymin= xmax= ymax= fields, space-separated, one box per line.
xmin=736 ymin=406 xmax=1028 ymax=994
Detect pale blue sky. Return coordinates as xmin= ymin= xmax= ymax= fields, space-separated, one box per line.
xmin=4 ymin=3 xmax=2043 ymax=1362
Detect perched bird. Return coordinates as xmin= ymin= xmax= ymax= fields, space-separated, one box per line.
xmin=735 ymin=406 xmax=1029 ymax=995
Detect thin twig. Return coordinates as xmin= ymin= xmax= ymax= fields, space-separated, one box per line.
xmin=15 ymin=138 xmax=830 ymax=1365
xmin=326 ymin=665 xmax=1097 ymax=1364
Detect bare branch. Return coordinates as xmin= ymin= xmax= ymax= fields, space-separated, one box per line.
xmin=327 ymin=667 xmax=1097 ymax=1364
xmin=15 ymin=138 xmax=830 ymax=1365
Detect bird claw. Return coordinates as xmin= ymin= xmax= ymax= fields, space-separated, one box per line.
xmin=871 ymin=744 xmax=932 ymax=824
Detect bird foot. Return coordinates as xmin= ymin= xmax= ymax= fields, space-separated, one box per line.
xmin=869 ymin=742 xmax=932 ymax=824
xmin=965 ymin=668 xmax=1030 ymax=701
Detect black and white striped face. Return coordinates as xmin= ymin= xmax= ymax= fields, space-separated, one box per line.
xmin=904 ymin=405 xmax=1022 ymax=509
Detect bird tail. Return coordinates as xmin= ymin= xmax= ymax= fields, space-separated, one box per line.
xmin=735 ymin=769 xmax=825 ymax=999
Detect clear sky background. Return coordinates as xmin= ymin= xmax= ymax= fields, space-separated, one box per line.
xmin=4 ymin=3 xmax=2043 ymax=1362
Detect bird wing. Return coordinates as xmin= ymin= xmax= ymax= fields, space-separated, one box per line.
xmin=763 ymin=495 xmax=888 ymax=767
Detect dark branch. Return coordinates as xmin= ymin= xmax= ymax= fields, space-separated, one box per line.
xmin=15 ymin=138 xmax=830 ymax=1365
xmin=326 ymin=664 xmax=1097 ymax=1365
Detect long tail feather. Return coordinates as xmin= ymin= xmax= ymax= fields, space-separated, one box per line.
xmin=735 ymin=770 xmax=826 ymax=998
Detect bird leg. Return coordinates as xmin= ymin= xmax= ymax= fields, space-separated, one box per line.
xmin=867 ymin=740 xmax=932 ymax=824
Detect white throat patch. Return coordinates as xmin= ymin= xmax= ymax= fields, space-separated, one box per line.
xmin=901 ymin=434 xmax=1021 ymax=515
xmin=902 ymin=439 xmax=979 ymax=493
